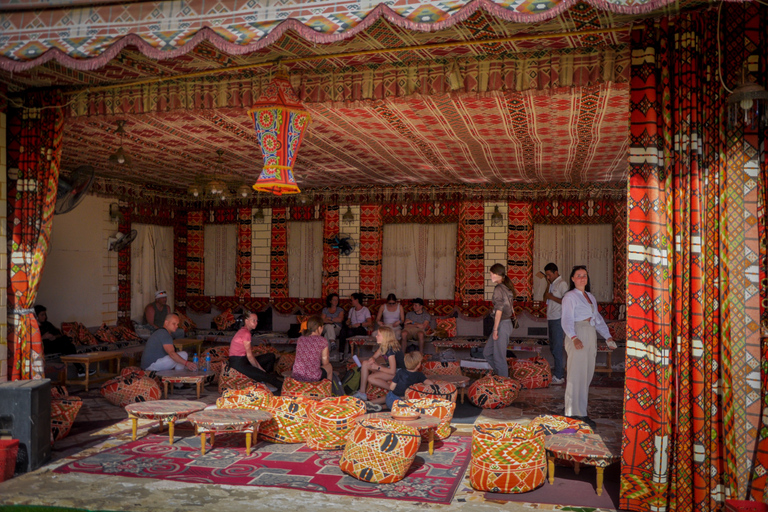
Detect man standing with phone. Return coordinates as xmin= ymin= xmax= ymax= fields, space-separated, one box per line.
xmin=544 ymin=263 xmax=569 ymax=384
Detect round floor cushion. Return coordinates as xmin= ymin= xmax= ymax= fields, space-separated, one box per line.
xmin=470 ymin=422 xmax=546 ymax=493
xmin=468 ymin=375 xmax=521 ymax=409
xmin=100 ymin=374 xmax=162 ymax=408
xmin=340 ymin=417 xmax=421 ymax=484
xmin=507 ymin=357 xmax=552 ymax=389
xmin=392 ymin=398 xmax=456 ymax=440
xmin=218 ymin=364 xmax=256 ymax=394
xmin=216 ymin=385 xmax=273 ymax=409
xmin=405 ymin=382 xmax=458 ymax=403
xmin=282 ymin=377 xmax=332 ymax=401
xmin=306 ymin=396 xmax=367 ymax=450
xmin=422 ymin=361 xmax=462 ymax=377
xmin=529 ymin=414 xmax=594 ymax=436
xmin=259 ymin=396 xmax=314 ymax=444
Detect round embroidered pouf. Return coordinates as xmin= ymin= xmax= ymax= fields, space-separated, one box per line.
xmin=216 ymin=385 xmax=273 ymax=409
xmin=51 ymin=386 xmax=83 ymax=443
xmin=100 ymin=374 xmax=162 ymax=408
xmin=259 ymin=396 xmax=314 ymax=443
xmin=507 ymin=357 xmax=552 ymax=389
xmin=202 ymin=346 xmax=230 ymax=383
xmin=468 ymin=375 xmax=520 ymax=409
xmin=422 ymin=361 xmax=463 ymax=377
xmin=365 ymin=383 xmax=388 ymax=401
xmin=392 ymin=398 xmax=456 ymax=440
xmin=282 ymin=377 xmax=332 ymax=401
xmin=470 ymin=422 xmax=546 ymax=493
xmin=218 ymin=364 xmax=257 ymax=394
xmin=529 ymin=414 xmax=594 ymax=436
xmin=340 ymin=417 xmax=421 ymax=484
xmin=274 ymin=353 xmax=296 ymax=375
xmin=306 ymin=396 xmax=367 ymax=450
xmin=405 ymin=382 xmax=458 ymax=403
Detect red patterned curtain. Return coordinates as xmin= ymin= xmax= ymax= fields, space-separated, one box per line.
xmin=622 ymin=5 xmax=767 ymax=511
xmin=270 ymin=207 xmax=288 ymax=298
xmin=507 ymin=201 xmax=533 ymax=300
xmin=235 ymin=208 xmax=251 ymax=298
xmin=9 ymin=92 xmax=64 ymax=381
xmin=186 ymin=211 xmax=204 ymax=297
xmin=454 ymin=201 xmax=484 ymax=302
xmin=322 ymin=205 xmax=340 ymax=297
xmin=359 ymin=205 xmax=383 ymax=300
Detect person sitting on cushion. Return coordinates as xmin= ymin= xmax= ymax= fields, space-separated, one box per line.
xmin=401 ymin=298 xmax=432 ymax=353
xmin=144 ymin=290 xmax=171 ymax=331
xmin=353 ymin=326 xmax=404 ymax=409
xmin=293 ymin=315 xmax=333 ymax=382
xmin=338 ymin=292 xmax=373 ymax=358
xmin=141 ymin=314 xmax=196 ymax=372
xmin=386 ymin=351 xmax=433 ymax=410
xmin=34 ymin=305 xmax=91 ymax=377
xmin=228 ymin=312 xmax=282 ymax=392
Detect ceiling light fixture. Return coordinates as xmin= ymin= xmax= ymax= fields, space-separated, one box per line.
xmin=342 ymin=206 xmax=355 ymax=225
xmin=252 ymin=208 xmax=265 ymax=223
xmin=727 ymin=63 xmax=768 ymax=128
xmin=491 ymin=205 xmax=504 ymax=227
xmin=108 ymin=120 xmax=133 ymax=167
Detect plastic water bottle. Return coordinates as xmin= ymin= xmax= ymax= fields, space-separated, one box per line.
xmin=204 ymin=353 xmax=211 ymax=373
xmin=192 ymin=353 xmax=199 ymax=370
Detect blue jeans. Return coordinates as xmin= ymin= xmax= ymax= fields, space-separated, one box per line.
xmin=548 ymin=319 xmax=565 ymax=380
xmin=386 ymin=391 xmax=400 ymax=409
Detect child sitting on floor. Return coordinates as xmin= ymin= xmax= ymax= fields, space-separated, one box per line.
xmin=386 ymin=351 xmax=433 ymax=410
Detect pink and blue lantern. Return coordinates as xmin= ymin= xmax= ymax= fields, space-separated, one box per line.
xmin=249 ymin=74 xmax=311 ymax=196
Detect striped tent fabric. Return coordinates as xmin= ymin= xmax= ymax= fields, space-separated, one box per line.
xmin=468 ymin=375 xmax=521 ymax=409
xmin=392 ymin=398 xmax=456 ymax=440
xmin=306 ymin=396 xmax=367 ymax=450
xmin=470 ymin=422 xmax=546 ymax=493
xmin=282 ymin=377 xmax=333 ymax=401
xmin=340 ymin=417 xmax=421 ymax=484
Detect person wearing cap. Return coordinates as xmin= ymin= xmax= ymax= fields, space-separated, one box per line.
xmin=401 ymin=298 xmax=432 ymax=353
xmin=144 ymin=290 xmax=170 ymax=331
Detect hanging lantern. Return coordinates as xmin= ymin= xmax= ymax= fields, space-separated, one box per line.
xmin=249 ymin=72 xmax=311 ymax=196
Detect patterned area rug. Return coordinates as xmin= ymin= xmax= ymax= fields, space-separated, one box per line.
xmin=54 ymin=433 xmax=471 ymax=505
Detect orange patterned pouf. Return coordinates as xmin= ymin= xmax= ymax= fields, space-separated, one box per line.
xmin=365 ymin=383 xmax=388 ymax=401
xmin=405 ymin=382 xmax=458 ymax=403
xmin=340 ymin=418 xmax=421 ymax=484
xmin=275 ymin=352 xmax=296 ymax=375
xmin=468 ymin=375 xmax=521 ymax=409
xmin=202 ymin=346 xmax=230 ymax=383
xmin=392 ymin=398 xmax=456 ymax=440
xmin=507 ymin=357 xmax=552 ymax=389
xmin=216 ymin=385 xmax=273 ymax=409
xmin=50 ymin=385 xmax=83 ymax=443
xmin=100 ymin=374 xmax=162 ymax=408
xmin=422 ymin=361 xmax=463 ymax=377
xmin=282 ymin=377 xmax=332 ymax=401
xmin=218 ymin=365 xmax=257 ymax=394
xmin=529 ymin=414 xmax=594 ymax=436
xmin=306 ymin=396 xmax=367 ymax=450
xmin=259 ymin=396 xmax=314 ymax=444
xmin=470 ymin=422 xmax=546 ymax=493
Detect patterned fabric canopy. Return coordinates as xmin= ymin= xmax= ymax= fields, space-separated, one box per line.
xmin=0 ymin=0 xmax=710 ymax=72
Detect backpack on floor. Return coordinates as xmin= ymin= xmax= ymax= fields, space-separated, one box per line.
xmin=341 ymin=367 xmax=361 ymax=395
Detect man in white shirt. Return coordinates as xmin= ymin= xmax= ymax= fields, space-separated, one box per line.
xmin=544 ymin=263 xmax=569 ymax=384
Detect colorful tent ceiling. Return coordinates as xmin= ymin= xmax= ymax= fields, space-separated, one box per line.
xmin=59 ymin=82 xmax=629 ymax=192
xmin=0 ymin=0 xmax=707 ymax=73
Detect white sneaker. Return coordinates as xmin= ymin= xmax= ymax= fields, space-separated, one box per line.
xmin=353 ymin=391 xmax=368 ymax=401
xmin=551 ymin=376 xmax=565 ymax=385
xmin=265 ymin=383 xmax=278 ymax=393
xmin=365 ymin=402 xmax=383 ymax=413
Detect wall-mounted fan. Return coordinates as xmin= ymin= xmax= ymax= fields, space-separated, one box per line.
xmin=109 ymin=230 xmax=138 ymax=252
xmin=331 ymin=234 xmax=356 ymax=256
xmin=55 ymin=165 xmax=95 ymax=215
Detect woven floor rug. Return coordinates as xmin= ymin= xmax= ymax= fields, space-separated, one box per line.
xmin=54 ymin=433 xmax=471 ymax=505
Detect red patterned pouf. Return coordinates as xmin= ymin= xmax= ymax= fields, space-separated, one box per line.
xmin=365 ymin=383 xmax=388 ymax=401
xmin=50 ymin=385 xmax=82 ymax=443
xmin=100 ymin=374 xmax=162 ymax=408
xmin=340 ymin=417 xmax=421 ymax=484
xmin=470 ymin=422 xmax=546 ymax=493
xmin=282 ymin=377 xmax=332 ymax=401
xmin=406 ymin=382 xmax=458 ymax=403
xmin=468 ymin=375 xmax=521 ymax=409
xmin=422 ymin=361 xmax=463 ymax=377
xmin=306 ymin=396 xmax=367 ymax=450
xmin=259 ymin=396 xmax=314 ymax=443
xmin=120 ymin=366 xmax=161 ymax=384
xmin=529 ymin=414 xmax=594 ymax=436
xmin=202 ymin=346 xmax=230 ymax=383
xmin=507 ymin=357 xmax=552 ymax=389
xmin=218 ymin=364 xmax=256 ymax=394
xmin=392 ymin=398 xmax=456 ymax=440
xmin=216 ymin=385 xmax=273 ymax=410
xmin=274 ymin=352 xmax=296 ymax=375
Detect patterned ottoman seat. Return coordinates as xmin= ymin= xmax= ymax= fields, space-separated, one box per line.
xmin=507 ymin=357 xmax=551 ymax=389
xmin=392 ymin=398 xmax=456 ymax=441
xmin=364 ymin=383 xmax=388 ymax=402
xmin=422 ymin=361 xmax=463 ymax=377
xmin=282 ymin=377 xmax=332 ymax=401
xmin=218 ymin=364 xmax=258 ymax=394
xmin=340 ymin=417 xmax=421 ymax=484
xmin=216 ymin=385 xmax=273 ymax=410
xmin=100 ymin=367 xmax=162 ymax=408
xmin=306 ymin=396 xmax=367 ymax=450
xmin=201 ymin=346 xmax=230 ymax=383
xmin=405 ymin=382 xmax=458 ymax=403
xmin=259 ymin=396 xmax=314 ymax=444
xmin=51 ymin=385 xmax=83 ymax=444
xmin=468 ymin=375 xmax=521 ymax=409
xmin=274 ymin=352 xmax=296 ymax=375
xmin=529 ymin=414 xmax=594 ymax=436
xmin=470 ymin=422 xmax=546 ymax=493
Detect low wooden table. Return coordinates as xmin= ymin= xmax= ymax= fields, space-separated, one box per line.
xmin=429 ymin=374 xmax=470 ymax=403
xmin=173 ymin=338 xmax=204 ymax=359
xmin=348 ymin=336 xmax=376 ymax=357
xmin=155 ymin=370 xmax=210 ymax=399
xmin=125 ymin=400 xmax=207 ymax=445
xmin=60 ymin=350 xmax=124 ymax=391
xmin=122 ymin=345 xmax=144 ymax=367
xmin=545 ymin=433 xmax=621 ymax=496
xmin=358 ymin=412 xmax=440 ymax=454
xmin=187 ymin=409 xmax=273 ymax=455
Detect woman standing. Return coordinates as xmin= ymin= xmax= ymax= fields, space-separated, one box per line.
xmin=560 ymin=265 xmax=613 ymax=426
xmin=483 ymin=263 xmax=517 ymax=378
xmin=293 ymin=316 xmax=333 ymax=382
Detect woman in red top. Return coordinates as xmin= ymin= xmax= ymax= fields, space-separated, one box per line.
xmin=293 ymin=316 xmax=333 ymax=382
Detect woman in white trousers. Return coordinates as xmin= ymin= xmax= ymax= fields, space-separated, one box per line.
xmin=560 ymin=265 xmax=614 ymax=427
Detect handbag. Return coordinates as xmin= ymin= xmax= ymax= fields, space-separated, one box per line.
xmin=506 ymin=287 xmax=520 ymax=330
